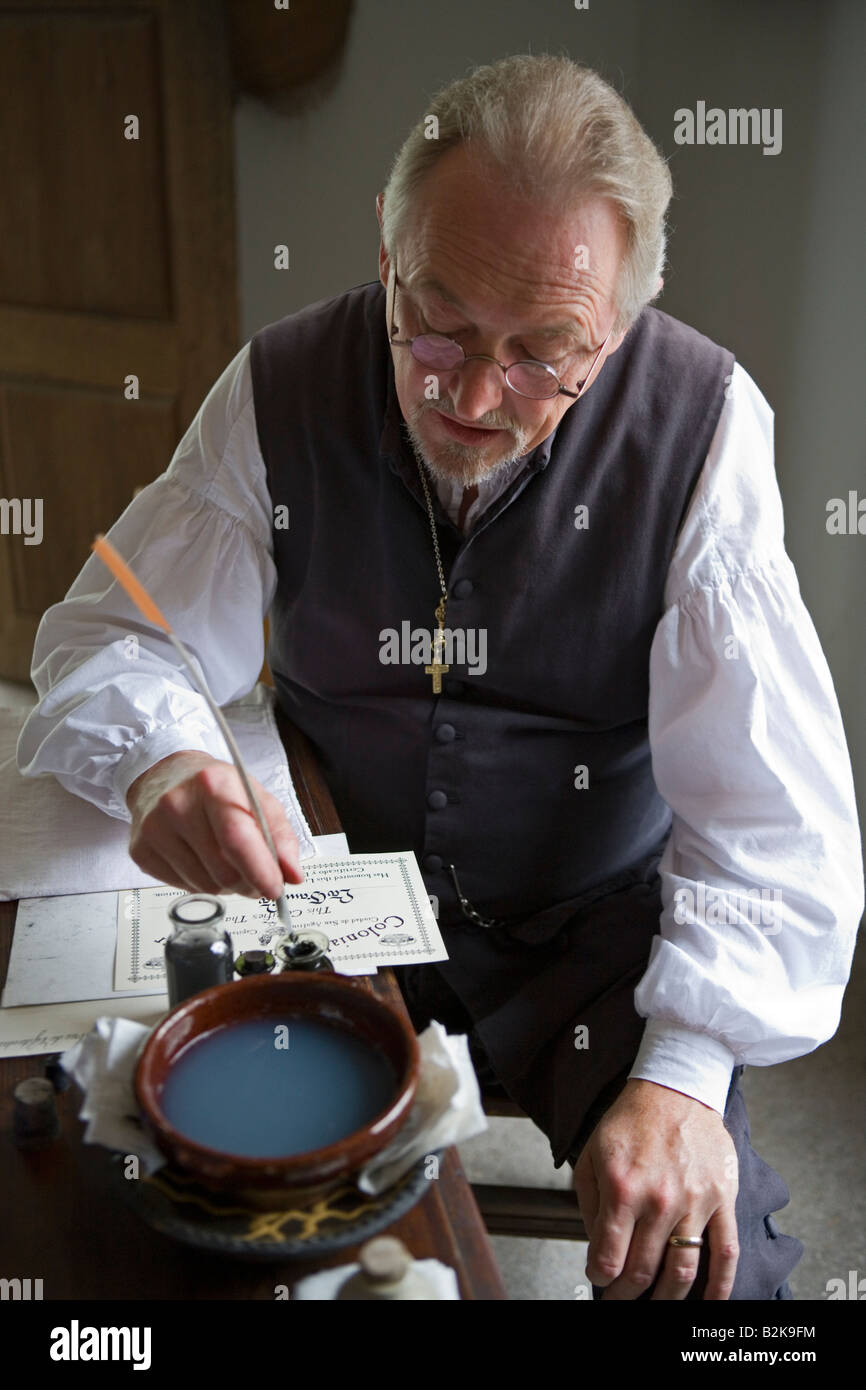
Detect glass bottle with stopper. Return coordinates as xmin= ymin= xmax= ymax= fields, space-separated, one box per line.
xmin=165 ymin=895 xmax=234 ymax=1006
xmin=336 ymin=1236 xmax=439 ymax=1300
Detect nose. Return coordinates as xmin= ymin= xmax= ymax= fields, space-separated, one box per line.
xmin=444 ymin=356 xmax=507 ymax=423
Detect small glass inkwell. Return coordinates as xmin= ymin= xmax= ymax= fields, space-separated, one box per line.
xmin=165 ymin=894 xmax=234 ymax=1006
xmin=273 ymin=926 xmax=333 ymax=974
xmin=233 ymin=949 xmax=276 ymax=978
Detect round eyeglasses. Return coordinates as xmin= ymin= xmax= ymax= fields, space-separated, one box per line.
xmin=387 ymin=258 xmax=613 ymax=400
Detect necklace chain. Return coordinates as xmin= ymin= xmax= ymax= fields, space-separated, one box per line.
xmin=415 ymin=458 xmax=448 ymax=625
xmin=413 ymin=458 xmax=505 ymax=928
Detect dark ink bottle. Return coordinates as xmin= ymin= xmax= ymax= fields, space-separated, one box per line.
xmin=165 ymin=895 xmax=234 ymax=1007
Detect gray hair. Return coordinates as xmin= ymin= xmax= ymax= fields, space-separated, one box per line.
xmin=380 ymin=54 xmax=673 ymax=336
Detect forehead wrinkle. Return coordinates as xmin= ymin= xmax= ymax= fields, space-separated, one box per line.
xmin=404 ymin=154 xmax=622 ymax=333
xmin=405 ymin=269 xmax=605 ymax=349
xmin=407 ymin=251 xmax=609 ymax=307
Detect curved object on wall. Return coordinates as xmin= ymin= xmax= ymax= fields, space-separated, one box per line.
xmin=228 ymin=0 xmax=354 ymax=107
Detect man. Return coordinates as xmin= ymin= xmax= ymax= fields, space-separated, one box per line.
xmin=17 ymin=55 xmax=862 ymax=1300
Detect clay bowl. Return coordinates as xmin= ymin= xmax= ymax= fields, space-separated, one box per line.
xmin=135 ymin=972 xmax=420 ymax=1209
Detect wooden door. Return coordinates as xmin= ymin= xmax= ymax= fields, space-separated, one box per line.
xmin=0 ymin=0 xmax=239 ymax=680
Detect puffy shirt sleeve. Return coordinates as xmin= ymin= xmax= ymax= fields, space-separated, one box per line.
xmin=16 ymin=344 xmax=277 ymax=821
xmin=628 ymin=363 xmax=864 ymax=1113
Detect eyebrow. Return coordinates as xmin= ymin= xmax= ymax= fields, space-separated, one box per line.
xmin=408 ymin=274 xmax=592 ymax=350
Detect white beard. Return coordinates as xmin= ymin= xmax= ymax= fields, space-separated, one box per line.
xmin=403 ymin=404 xmax=534 ymax=487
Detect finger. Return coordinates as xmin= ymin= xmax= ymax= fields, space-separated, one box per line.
xmin=199 ymin=793 xmax=288 ymax=899
xmin=703 ymin=1207 xmax=739 ymax=1301
xmin=130 ymin=845 xmax=198 ymax=892
xmin=258 ymin=787 xmax=304 ymax=884
xmin=142 ymin=829 xmax=227 ymax=896
xmin=583 ymin=1193 xmax=637 ymax=1292
xmin=131 ymin=840 xmax=215 ymax=895
xmin=650 ymin=1226 xmax=705 ymax=1301
xmin=137 ymin=789 xmax=247 ymax=894
xmin=572 ymin=1151 xmax=600 ymax=1240
xmin=196 ymin=772 xmax=302 ymax=897
xmin=600 ymin=1210 xmax=678 ymax=1300
xmin=131 ymin=766 xmax=286 ymax=897
xmin=137 ymin=802 xmax=284 ymax=899
xmin=163 ymin=813 xmax=264 ymax=897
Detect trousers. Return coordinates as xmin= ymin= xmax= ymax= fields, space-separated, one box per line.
xmin=394 ymin=868 xmax=804 ymax=1301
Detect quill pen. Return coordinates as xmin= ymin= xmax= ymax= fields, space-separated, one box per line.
xmin=91 ymin=532 xmax=298 ymax=942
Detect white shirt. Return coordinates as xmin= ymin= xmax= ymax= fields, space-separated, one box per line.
xmin=16 ymin=342 xmax=864 ymax=1116
xmin=429 ymin=452 xmax=528 ymax=535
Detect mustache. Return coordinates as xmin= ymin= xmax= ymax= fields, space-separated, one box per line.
xmin=419 ymin=399 xmax=521 ymax=433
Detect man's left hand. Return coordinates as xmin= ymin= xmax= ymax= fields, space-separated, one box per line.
xmin=573 ymin=1078 xmax=739 ymax=1299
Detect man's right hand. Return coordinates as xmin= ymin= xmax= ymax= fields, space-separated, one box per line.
xmin=126 ymin=751 xmax=303 ymax=899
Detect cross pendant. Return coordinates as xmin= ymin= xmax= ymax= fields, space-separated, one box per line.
xmin=425 ymin=623 xmax=450 ymax=694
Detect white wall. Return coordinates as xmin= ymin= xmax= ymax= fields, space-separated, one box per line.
xmin=233 ymin=0 xmax=864 ymax=828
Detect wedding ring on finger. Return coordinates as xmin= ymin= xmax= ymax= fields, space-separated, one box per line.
xmin=667 ymin=1235 xmax=704 ymax=1248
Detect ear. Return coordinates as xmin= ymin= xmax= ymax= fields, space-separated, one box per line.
xmin=608 ymin=328 xmax=631 ymax=355
xmin=608 ymin=327 xmax=628 ymax=356
xmin=376 ymin=193 xmax=390 ymax=290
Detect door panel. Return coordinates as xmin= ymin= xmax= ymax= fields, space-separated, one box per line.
xmin=0 ymin=0 xmax=239 ymax=680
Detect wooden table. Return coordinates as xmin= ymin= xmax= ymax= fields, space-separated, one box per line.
xmin=0 ymin=713 xmax=507 ymax=1300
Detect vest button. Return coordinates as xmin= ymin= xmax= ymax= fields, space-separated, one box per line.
xmin=427 ymin=790 xmax=448 ymax=810
xmin=452 ymin=578 xmax=474 ymax=598
xmin=423 ymin=854 xmax=443 ymax=872
xmin=435 ymin=723 xmax=456 ymax=743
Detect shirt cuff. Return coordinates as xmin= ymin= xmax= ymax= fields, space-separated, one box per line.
xmin=112 ymin=724 xmax=232 ymax=818
xmin=627 ymin=1018 xmax=737 ymax=1115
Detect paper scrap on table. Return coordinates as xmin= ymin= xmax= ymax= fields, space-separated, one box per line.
xmin=0 ymin=995 xmax=167 ymax=1060
xmin=114 ymin=852 xmax=447 ymax=992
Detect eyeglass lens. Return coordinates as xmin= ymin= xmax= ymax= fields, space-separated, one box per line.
xmin=409 ymin=335 xmax=562 ymax=399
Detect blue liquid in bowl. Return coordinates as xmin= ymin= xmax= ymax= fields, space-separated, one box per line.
xmin=158 ymin=1016 xmax=399 ymax=1158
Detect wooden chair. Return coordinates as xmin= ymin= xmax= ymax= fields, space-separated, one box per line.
xmin=469 ymin=1090 xmax=589 ymax=1241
